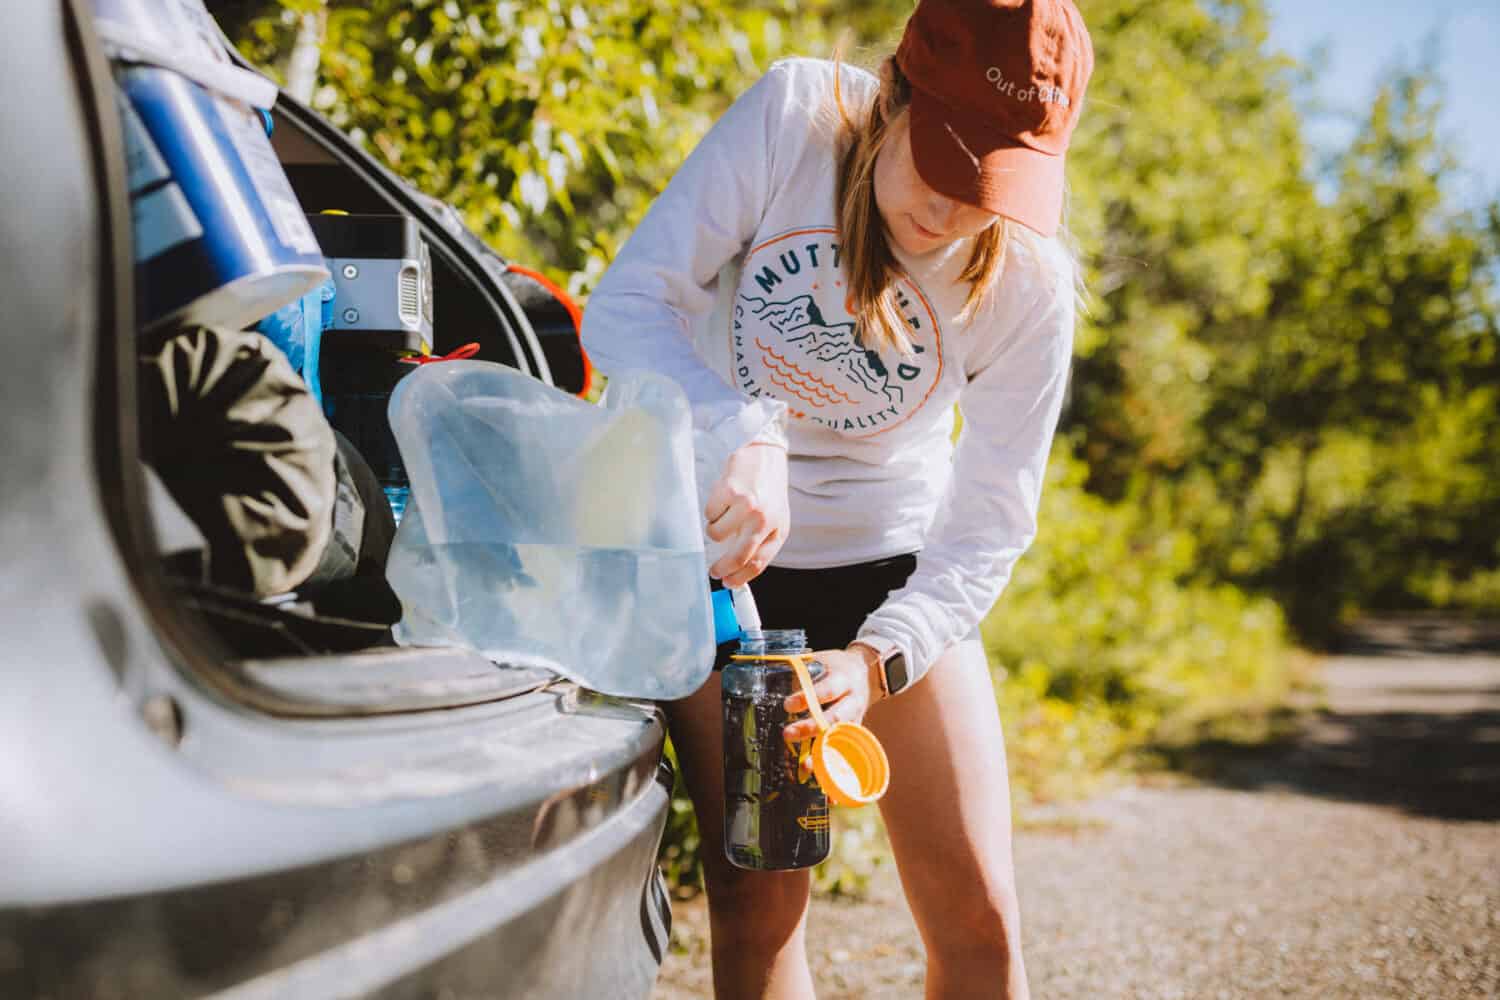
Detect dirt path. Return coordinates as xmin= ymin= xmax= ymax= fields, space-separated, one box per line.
xmin=653 ymin=617 xmax=1500 ymax=998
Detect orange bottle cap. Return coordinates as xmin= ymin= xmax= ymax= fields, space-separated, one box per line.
xmin=730 ymin=653 xmax=891 ymax=807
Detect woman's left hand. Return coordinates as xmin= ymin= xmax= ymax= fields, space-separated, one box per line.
xmin=704 ymin=441 xmax=789 ymax=588
xmin=782 ymin=646 xmax=885 ymax=745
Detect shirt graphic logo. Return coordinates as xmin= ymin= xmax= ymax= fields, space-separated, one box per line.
xmin=731 ymin=228 xmax=942 ymax=437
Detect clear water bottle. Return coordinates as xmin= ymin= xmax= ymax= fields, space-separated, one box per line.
xmin=722 ymin=628 xmax=831 ymax=871
xmin=320 ymin=344 xmax=414 ymax=526
xmin=382 ymin=484 xmax=410 ymax=525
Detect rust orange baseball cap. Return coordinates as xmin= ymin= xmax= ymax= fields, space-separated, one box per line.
xmin=896 ymin=0 xmax=1093 ymax=237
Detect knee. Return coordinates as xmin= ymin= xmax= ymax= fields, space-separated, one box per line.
xmin=926 ymin=880 xmax=1021 ymax=962
xmin=904 ymin=852 xmax=1021 ymax=951
xmin=702 ymin=863 xmax=810 ymax=945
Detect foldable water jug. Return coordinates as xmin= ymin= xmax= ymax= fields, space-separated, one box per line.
xmin=384 ymin=362 xmax=716 ymax=700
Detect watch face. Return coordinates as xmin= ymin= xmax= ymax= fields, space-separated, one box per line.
xmin=886 ymin=653 xmax=909 ymax=694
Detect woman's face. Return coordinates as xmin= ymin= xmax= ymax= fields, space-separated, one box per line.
xmin=874 ymin=110 xmax=1000 ymax=257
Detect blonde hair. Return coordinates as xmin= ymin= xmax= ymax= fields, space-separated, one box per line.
xmin=831 ymin=54 xmax=1084 ymax=354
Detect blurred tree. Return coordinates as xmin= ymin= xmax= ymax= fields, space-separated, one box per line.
xmin=225 ymin=0 xmax=847 ymax=294
xmin=1009 ymin=0 xmax=1499 ymax=640
xmin=1201 ymin=72 xmax=1500 ymax=637
xmin=1059 ymin=0 xmax=1319 ymax=494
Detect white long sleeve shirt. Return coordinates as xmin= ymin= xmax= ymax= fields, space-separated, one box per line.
xmin=580 ymin=58 xmax=1076 ymax=685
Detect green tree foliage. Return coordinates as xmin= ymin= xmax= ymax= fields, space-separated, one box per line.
xmin=1064 ymin=0 xmax=1320 ymax=491
xmin=1050 ymin=0 xmax=1499 ymax=640
xmin=1118 ymin=64 xmax=1500 ymax=640
xmin=230 ymin=0 xmax=841 ymax=291
xmin=987 ymin=444 xmax=1291 ymax=805
xmin=1215 ymin=74 xmax=1500 ymax=635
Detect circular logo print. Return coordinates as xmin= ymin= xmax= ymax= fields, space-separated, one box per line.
xmin=729 ymin=228 xmax=942 ymax=437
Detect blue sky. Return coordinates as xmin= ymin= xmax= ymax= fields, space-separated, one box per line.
xmin=1263 ymin=0 xmax=1500 ymax=207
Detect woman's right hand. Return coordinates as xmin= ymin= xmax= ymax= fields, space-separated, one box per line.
xmin=704 ymin=441 xmax=789 ymax=588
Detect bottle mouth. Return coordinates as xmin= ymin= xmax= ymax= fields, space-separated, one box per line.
xmin=737 ymin=628 xmax=808 ymax=655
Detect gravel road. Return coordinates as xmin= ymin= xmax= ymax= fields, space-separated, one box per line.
xmin=653 ymin=616 xmax=1500 ymax=999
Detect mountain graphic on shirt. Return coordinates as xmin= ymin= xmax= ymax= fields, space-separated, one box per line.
xmin=742 ymin=293 xmax=904 ymax=405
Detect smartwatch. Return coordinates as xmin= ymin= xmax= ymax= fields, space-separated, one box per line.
xmin=854 ymin=635 xmax=910 ymax=697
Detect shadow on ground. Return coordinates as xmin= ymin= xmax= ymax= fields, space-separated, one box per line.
xmin=1150 ymin=615 xmax=1500 ymax=822
xmin=1335 ymin=614 xmax=1500 ymax=657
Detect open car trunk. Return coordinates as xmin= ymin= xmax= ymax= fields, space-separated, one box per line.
xmin=0 ymin=4 xmax=671 ymax=997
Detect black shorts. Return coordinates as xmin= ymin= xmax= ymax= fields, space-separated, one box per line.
xmin=711 ymin=553 xmax=918 ymax=669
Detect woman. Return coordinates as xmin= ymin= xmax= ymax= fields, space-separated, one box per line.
xmin=581 ymin=1 xmax=1092 ymax=997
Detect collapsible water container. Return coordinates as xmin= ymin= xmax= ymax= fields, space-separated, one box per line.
xmin=384 ymin=362 xmax=716 ymax=700
xmin=93 ymin=0 xmax=328 ymax=331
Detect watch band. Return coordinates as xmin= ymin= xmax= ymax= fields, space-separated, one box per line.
xmin=854 ymin=634 xmax=910 ymax=697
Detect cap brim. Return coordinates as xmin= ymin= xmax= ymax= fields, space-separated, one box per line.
xmin=906 ymin=88 xmax=1064 ymax=238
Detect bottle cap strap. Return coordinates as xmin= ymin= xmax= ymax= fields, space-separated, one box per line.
xmin=728 ymin=653 xmax=829 ymax=731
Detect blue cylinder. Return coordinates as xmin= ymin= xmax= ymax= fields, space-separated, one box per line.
xmin=97 ymin=0 xmax=328 ymax=332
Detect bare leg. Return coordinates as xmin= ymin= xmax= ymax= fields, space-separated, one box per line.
xmin=665 ymin=673 xmax=817 ymax=1000
xmin=865 ymin=639 xmax=1029 ymax=1000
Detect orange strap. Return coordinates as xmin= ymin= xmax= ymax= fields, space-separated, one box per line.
xmin=401 ymin=342 xmax=481 ymax=365
xmin=506 ymin=263 xmax=595 ymax=398
xmin=729 ymin=654 xmax=828 ymax=731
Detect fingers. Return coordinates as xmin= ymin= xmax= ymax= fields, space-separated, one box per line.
xmin=783 ymin=693 xmax=867 ymax=744
xmin=784 ymin=670 xmax=851 ymax=715
xmin=782 ymin=671 xmax=854 ymax=744
xmin=703 ymin=486 xmax=751 ymax=543
xmin=713 ymin=530 xmax=780 ymax=588
xmin=706 ymin=508 xmax=779 ymax=586
xmin=704 ymin=482 xmax=781 ymax=585
xmin=702 ymin=479 xmax=731 ymax=526
xmin=704 ymin=498 xmax=768 ymax=556
xmin=703 ymin=443 xmax=790 ymax=586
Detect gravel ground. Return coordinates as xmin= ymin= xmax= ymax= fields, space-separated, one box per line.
xmin=653 ymin=617 xmax=1500 ymax=999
